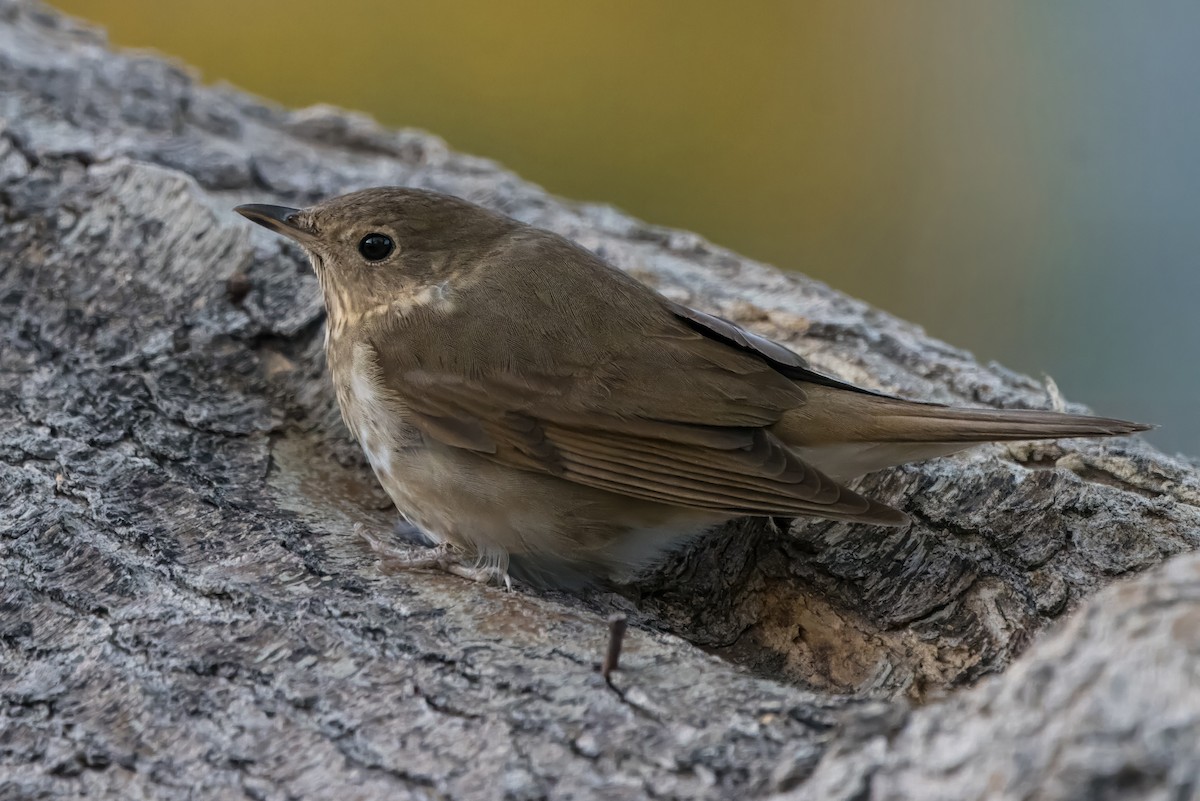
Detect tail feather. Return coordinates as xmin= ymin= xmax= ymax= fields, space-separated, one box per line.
xmin=779 ymin=384 xmax=1150 ymax=481
xmin=782 ymin=384 xmax=1151 ymax=445
xmin=845 ymin=399 xmax=1151 ymax=443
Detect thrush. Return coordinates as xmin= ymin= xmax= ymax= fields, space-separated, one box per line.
xmin=236 ymin=188 xmax=1149 ymax=586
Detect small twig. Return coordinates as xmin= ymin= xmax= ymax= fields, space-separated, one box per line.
xmin=601 ymin=613 xmax=628 ymax=683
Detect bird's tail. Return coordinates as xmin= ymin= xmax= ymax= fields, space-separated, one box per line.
xmin=779 ymin=384 xmax=1150 ymax=481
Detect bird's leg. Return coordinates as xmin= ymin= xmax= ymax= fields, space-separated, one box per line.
xmin=356 ymin=524 xmax=513 ymax=589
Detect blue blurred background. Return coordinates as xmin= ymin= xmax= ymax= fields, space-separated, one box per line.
xmin=52 ymin=1 xmax=1200 ymax=456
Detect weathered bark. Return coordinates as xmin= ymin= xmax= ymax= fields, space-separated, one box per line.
xmin=1 ymin=2 xmax=1197 ymax=799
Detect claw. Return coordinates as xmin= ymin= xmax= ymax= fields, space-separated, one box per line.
xmin=443 ymin=562 xmax=512 ymax=587
xmin=357 ymin=526 xmax=513 ymax=588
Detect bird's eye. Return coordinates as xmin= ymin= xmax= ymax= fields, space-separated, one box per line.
xmin=358 ymin=233 xmax=394 ymax=262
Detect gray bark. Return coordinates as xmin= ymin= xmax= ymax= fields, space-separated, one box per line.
xmin=1 ymin=2 xmax=1198 ymax=799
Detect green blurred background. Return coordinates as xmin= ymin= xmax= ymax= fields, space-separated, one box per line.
xmin=52 ymin=1 xmax=1199 ymax=456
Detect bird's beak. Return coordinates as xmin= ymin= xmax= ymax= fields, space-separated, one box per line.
xmin=234 ymin=203 xmax=315 ymax=245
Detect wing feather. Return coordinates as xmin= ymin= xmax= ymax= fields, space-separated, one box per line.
xmin=366 ymin=338 xmax=907 ymax=525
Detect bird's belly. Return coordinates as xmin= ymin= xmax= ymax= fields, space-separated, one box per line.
xmin=356 ymin=429 xmax=723 ymax=578
xmin=334 ymin=378 xmax=540 ymax=558
xmin=362 ymin=442 xmax=587 ymax=557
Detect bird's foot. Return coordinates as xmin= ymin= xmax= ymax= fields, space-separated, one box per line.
xmin=358 ymin=526 xmax=513 ymax=589
xmin=443 ymin=562 xmax=514 ymax=591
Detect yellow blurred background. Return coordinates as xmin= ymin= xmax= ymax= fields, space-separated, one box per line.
xmin=51 ymin=1 xmax=1200 ymax=455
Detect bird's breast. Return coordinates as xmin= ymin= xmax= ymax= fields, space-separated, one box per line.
xmin=328 ymin=338 xmax=424 ymax=478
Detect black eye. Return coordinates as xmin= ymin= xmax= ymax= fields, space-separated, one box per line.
xmin=358 ymin=233 xmax=394 ymax=261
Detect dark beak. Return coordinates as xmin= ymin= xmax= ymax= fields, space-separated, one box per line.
xmin=234 ymin=203 xmax=314 ymax=244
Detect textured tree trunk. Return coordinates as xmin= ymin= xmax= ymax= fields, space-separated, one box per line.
xmin=2 ymin=2 xmax=1198 ymax=799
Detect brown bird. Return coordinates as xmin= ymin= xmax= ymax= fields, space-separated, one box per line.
xmin=236 ymin=189 xmax=1149 ymax=587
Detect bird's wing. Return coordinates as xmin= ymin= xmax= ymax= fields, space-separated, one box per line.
xmin=664 ymin=300 xmax=893 ymax=397
xmin=362 ymin=302 xmax=908 ymax=525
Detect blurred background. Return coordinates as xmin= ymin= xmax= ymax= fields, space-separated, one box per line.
xmin=52 ymin=1 xmax=1199 ymax=457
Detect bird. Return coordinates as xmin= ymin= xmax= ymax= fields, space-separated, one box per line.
xmin=235 ymin=188 xmax=1149 ymax=587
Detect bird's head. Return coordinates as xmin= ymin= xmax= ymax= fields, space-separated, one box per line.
xmin=236 ymin=187 xmax=515 ymax=324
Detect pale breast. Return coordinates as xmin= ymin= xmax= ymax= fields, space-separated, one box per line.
xmin=330 ymin=340 xmax=421 ymax=477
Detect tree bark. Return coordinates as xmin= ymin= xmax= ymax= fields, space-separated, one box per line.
xmin=2 ymin=2 xmax=1198 ymax=799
